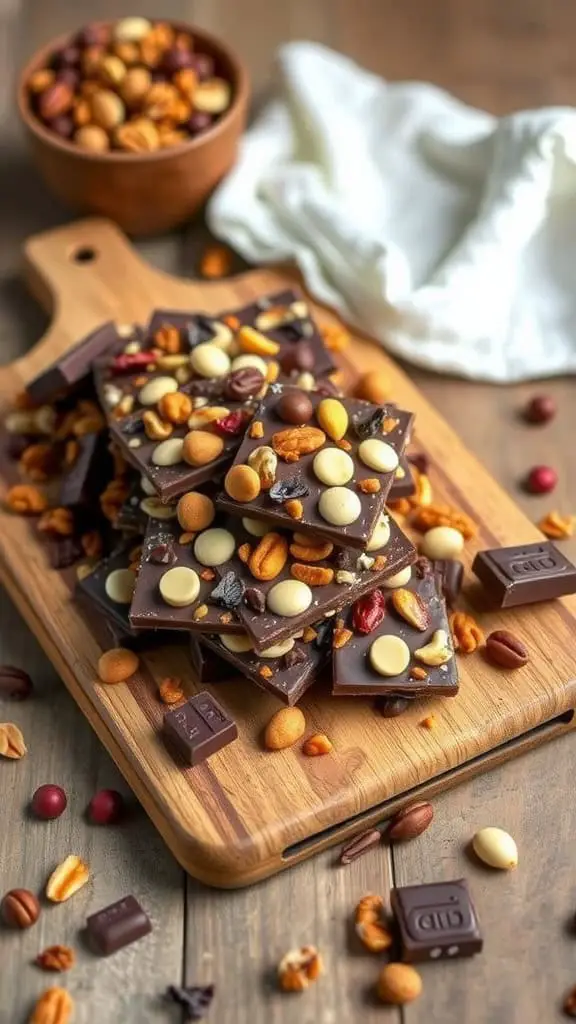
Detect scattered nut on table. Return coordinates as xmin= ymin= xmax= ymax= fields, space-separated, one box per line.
xmin=472 ymin=826 xmax=518 ymax=870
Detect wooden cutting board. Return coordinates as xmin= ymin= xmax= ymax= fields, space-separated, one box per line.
xmin=1 ymin=217 xmax=575 ymax=888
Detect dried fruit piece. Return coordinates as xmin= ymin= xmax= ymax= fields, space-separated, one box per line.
xmin=158 ymin=677 xmax=185 ymax=705
xmin=289 ymin=539 xmax=333 ymax=562
xmin=271 ymin=425 xmax=326 ymax=462
xmin=387 ymin=802 xmax=434 ymax=842
xmin=391 ymin=588 xmax=431 ymax=631
xmin=291 ymin=562 xmax=334 ymax=586
xmin=302 ymin=733 xmax=333 ymax=755
xmin=377 ymin=963 xmax=422 ymax=1005
xmin=278 ymin=946 xmax=323 ymax=992
xmin=249 ymin=533 xmax=288 ymax=581
xmin=355 ymin=894 xmax=393 ymax=952
xmin=269 ymin=475 xmax=309 ymax=503
xmin=238 ymin=325 xmax=280 ymax=356
xmin=538 ymin=510 xmax=576 ymax=539
xmin=472 ymin=826 xmax=518 ymax=869
xmin=46 ymin=855 xmax=90 ymax=902
xmin=165 ymin=984 xmax=215 ymax=1019
xmin=284 ymin=499 xmax=303 ymax=520
xmin=210 ymin=571 xmax=245 ymax=608
xmin=35 ymin=945 xmax=75 ymax=972
xmin=249 ymin=420 xmax=264 ymax=439
xmin=264 ymin=707 xmax=306 ymax=750
xmin=352 ymin=407 xmax=390 ymax=440
xmin=214 ymin=410 xmax=250 ymax=436
xmin=450 ymin=611 xmax=485 ymax=653
xmin=333 ymin=626 xmax=353 ymax=648
xmin=0 ymin=722 xmax=27 ymax=758
xmin=245 ymin=587 xmax=265 ymax=613
xmin=352 ymin=590 xmax=386 ymax=635
xmin=29 ymin=987 xmax=74 ymax=1024
xmin=358 ymin=477 xmax=381 ymax=494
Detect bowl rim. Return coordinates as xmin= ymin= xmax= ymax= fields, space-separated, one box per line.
xmin=17 ymin=19 xmax=249 ymax=163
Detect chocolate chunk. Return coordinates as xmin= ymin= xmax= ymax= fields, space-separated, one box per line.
xmin=432 ymin=559 xmax=464 ymax=608
xmin=86 ymin=895 xmax=152 ymax=955
xmin=199 ymin=634 xmax=324 ymax=705
xmin=244 ymin=587 xmax=265 ymax=614
xmin=163 ymin=692 xmax=238 ymax=766
xmin=59 ymin=431 xmax=112 ymax=508
xmin=224 ymin=367 xmax=265 ymax=401
xmin=27 ymin=322 xmax=121 ymax=403
xmin=76 ymin=543 xmax=139 ymax=638
xmin=189 ymin=638 xmax=240 ymax=684
xmin=340 ymin=828 xmax=382 ymax=864
xmin=283 ymin=646 xmax=306 ymax=668
xmin=47 ymin=536 xmax=83 ymax=569
xmin=148 ymin=540 xmax=176 ymax=565
xmin=268 ymin=475 xmax=310 ymax=503
xmin=185 ymin=314 xmax=218 ymax=348
xmin=472 ymin=541 xmax=576 ymax=607
xmin=391 ymin=879 xmax=483 ymax=962
xmin=0 ymin=666 xmax=33 ymax=701
xmin=375 ymin=696 xmax=412 ymax=717
xmin=165 ymin=984 xmax=215 ymax=1021
xmin=210 ymin=571 xmax=245 ymax=609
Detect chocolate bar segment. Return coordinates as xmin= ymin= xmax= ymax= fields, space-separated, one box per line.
xmin=391 ymin=879 xmax=483 ymax=962
xmin=217 ymin=386 xmax=413 ymax=549
xmin=432 ymin=559 xmax=464 ymax=608
xmin=58 ymin=431 xmax=113 ymax=508
xmin=77 ymin=541 xmax=141 ymax=638
xmin=332 ymin=557 xmax=458 ymax=697
xmin=163 ymin=691 xmax=238 ymax=765
xmin=86 ymin=895 xmax=152 ymax=956
xmin=388 ymin=455 xmax=416 ymax=500
xmin=27 ymin=322 xmax=123 ymax=403
xmin=472 ymin=541 xmax=576 ymax=607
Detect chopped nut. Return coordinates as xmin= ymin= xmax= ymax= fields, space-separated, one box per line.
xmin=258 ymin=665 xmax=273 ymax=679
xmin=5 ymin=484 xmax=48 ymax=515
xmin=19 ymin=443 xmax=60 ymax=482
xmin=37 ymin=507 xmax=74 ymax=537
xmin=284 ymin=499 xmax=304 ymax=520
xmin=370 ymin=555 xmax=387 ymax=572
xmin=199 ymin=244 xmax=232 ymax=279
xmin=302 ymin=733 xmax=333 ymax=755
xmin=302 ymin=626 xmax=317 ymax=643
xmin=178 ymin=532 xmax=195 ymax=545
xmin=153 ymin=323 xmax=182 ymax=354
xmin=354 ymin=894 xmax=393 ymax=952
xmin=272 ymin=426 xmax=326 ymax=461
xmin=249 ymin=420 xmax=265 ymax=439
xmin=333 ymin=626 xmax=353 ymax=649
xmin=200 ymin=568 xmax=216 ymax=582
xmin=411 ymin=502 xmax=477 ymax=539
xmin=450 ymin=611 xmax=484 ymax=653
xmin=266 ymin=360 xmax=280 ymax=383
xmin=420 ymin=715 xmax=436 ymax=730
xmin=193 ymin=604 xmax=208 ymax=621
xmin=249 ymin=533 xmax=288 ymax=581
xmin=158 ymin=391 xmax=192 ymax=425
xmin=381 ymin=416 xmax=400 ymax=434
xmin=247 ymin=445 xmax=278 ymax=489
xmin=219 ymin=612 xmax=233 ymax=624
xmin=35 ymin=945 xmax=75 ymax=972
xmin=409 ymin=666 xmax=428 ymax=680
xmin=278 ymin=946 xmax=323 ymax=992
xmin=158 ymin=676 xmax=185 ymax=704
xmin=45 ymin=855 xmax=89 ymax=903
xmin=142 ymin=410 xmax=173 ymax=440
xmin=538 ymin=510 xmax=576 ymax=539
xmin=358 ymin=478 xmax=381 ymax=494
xmin=291 ymin=563 xmax=334 ymax=586
xmin=409 ymin=470 xmax=433 ymax=507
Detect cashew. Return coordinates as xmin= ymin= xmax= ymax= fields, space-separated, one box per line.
xmin=142 ymin=410 xmax=173 ymax=440
xmin=247 ymin=445 xmax=277 ymax=489
xmin=414 ymin=629 xmax=453 ymax=666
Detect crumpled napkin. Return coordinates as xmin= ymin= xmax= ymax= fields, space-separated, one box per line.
xmin=208 ymin=41 xmax=576 ymax=382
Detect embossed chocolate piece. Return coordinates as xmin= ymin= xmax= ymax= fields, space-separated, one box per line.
xmin=391 ymin=879 xmax=483 ymax=962
xmin=163 ymin=691 xmax=238 ymax=765
xmin=472 ymin=541 xmax=576 ymax=607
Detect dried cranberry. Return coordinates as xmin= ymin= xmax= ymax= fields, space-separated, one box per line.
xmin=313 ymin=619 xmax=334 ymax=649
xmin=214 ymin=410 xmax=250 ymax=436
xmin=31 ymin=784 xmax=67 ymax=820
xmin=524 ymin=465 xmax=557 ymax=494
xmin=352 ymin=590 xmax=386 ymax=634
xmin=524 ymin=394 xmax=556 ymax=425
xmin=162 ymin=47 xmax=195 ymax=75
xmin=111 ymin=351 xmax=157 ymax=373
xmin=88 ymin=789 xmax=125 ymax=825
xmin=269 ymin=476 xmax=309 ymax=503
xmin=210 ymin=572 xmax=245 ymax=609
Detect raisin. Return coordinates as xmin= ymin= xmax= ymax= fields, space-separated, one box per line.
xmin=244 ymin=587 xmax=265 ymax=614
xmin=185 ymin=315 xmax=217 ymax=349
xmin=269 ymin=475 xmax=309 ymax=503
xmin=121 ymin=417 xmax=145 ymax=437
xmin=165 ymin=984 xmax=215 ymax=1020
xmin=210 ymin=571 xmax=245 ymax=609
xmin=413 ymin=556 xmax=432 ymax=579
xmin=375 ymin=696 xmax=412 ymax=718
xmin=184 ymin=378 xmax=226 ymax=400
xmin=333 ymin=548 xmax=355 ymax=571
xmin=283 ymin=646 xmax=307 ymax=669
xmin=313 ymin=618 xmax=334 ymax=649
xmin=352 ymin=590 xmax=386 ymax=634
xmin=352 ymin=408 xmax=389 ymax=440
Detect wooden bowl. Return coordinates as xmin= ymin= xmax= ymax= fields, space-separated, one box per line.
xmin=17 ymin=23 xmax=249 ymax=236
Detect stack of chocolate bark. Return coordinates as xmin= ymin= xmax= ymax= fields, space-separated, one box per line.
xmin=11 ymin=289 xmax=459 ymax=719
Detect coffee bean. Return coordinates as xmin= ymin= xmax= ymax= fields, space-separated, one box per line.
xmin=276 ymin=389 xmax=313 ymax=425
xmin=485 ymin=629 xmax=529 ymax=669
xmin=0 ymin=665 xmax=33 ymax=700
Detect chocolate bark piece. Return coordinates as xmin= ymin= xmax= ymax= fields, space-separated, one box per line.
xmin=163 ymin=691 xmax=238 ymax=765
xmin=391 ymin=879 xmax=483 ymax=962
xmin=388 ymin=455 xmax=416 ymax=500
xmin=47 ymin=535 xmax=84 ymax=570
xmin=128 ymin=517 xmax=242 ymax=635
xmin=27 ymin=322 xmax=124 ymax=403
xmin=86 ymin=895 xmax=152 ymax=955
xmin=431 ymin=559 xmax=464 ymax=608
xmin=59 ymin=431 xmax=113 ymax=508
xmin=76 ymin=542 xmax=141 ymax=638
xmin=332 ymin=558 xmax=459 ymax=697
xmin=198 ymin=631 xmax=327 ymax=706
xmin=189 ymin=637 xmax=241 ymax=683
xmin=217 ymin=386 xmax=413 ymax=549
xmin=216 ymin=517 xmax=416 ymax=653
xmin=472 ymin=541 xmax=576 ymax=607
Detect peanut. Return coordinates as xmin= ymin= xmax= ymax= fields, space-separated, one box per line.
xmin=97 ymin=648 xmax=139 ymax=684
xmin=224 ymin=464 xmax=261 ymax=503
xmin=264 ymin=707 xmax=306 ymax=750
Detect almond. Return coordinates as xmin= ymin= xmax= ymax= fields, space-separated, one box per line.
xmin=249 ymin=533 xmax=288 ymax=580
xmin=291 ymin=563 xmax=334 ymax=586
xmin=265 ymin=707 xmax=306 ymax=750
xmin=272 ymin=425 xmax=326 ymax=462
xmin=238 ymin=325 xmax=280 ymax=357
xmin=316 ymin=398 xmax=348 ymax=441
xmin=387 ymin=801 xmax=434 ymax=842
xmin=46 ymin=855 xmax=90 ymax=903
xmin=0 ymin=722 xmax=27 ymax=759
xmin=391 ymin=588 xmax=431 ymax=631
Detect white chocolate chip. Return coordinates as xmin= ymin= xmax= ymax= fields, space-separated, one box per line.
xmin=313 ymin=448 xmax=354 ymax=486
xmin=138 ymin=376 xmax=178 ymax=406
xmin=113 ymin=16 xmax=152 ymax=41
xmin=358 ymin=438 xmax=399 ymax=473
xmin=128 ymin=438 xmax=142 ymax=449
xmin=267 ymin=580 xmax=313 ymax=617
xmin=260 ymin=639 xmax=295 ymax=658
xmin=190 ymin=343 xmax=231 ymax=379
xmin=102 ymin=383 xmax=123 ymax=409
xmin=193 ymin=528 xmax=235 ymax=567
xmin=220 ymin=634 xmax=253 ymax=653
xmin=414 ymin=629 xmax=452 ymax=666
xmin=104 ymin=568 xmax=135 ymax=604
xmin=318 ymin=486 xmax=362 ymax=526
xmin=381 ymin=566 xmax=412 ymax=588
xmin=140 ymin=475 xmax=157 ymax=496
xmin=357 ymin=553 xmax=375 ymax=570
xmin=230 ymin=353 xmax=268 ymax=377
xmin=118 ymin=323 xmax=137 ymax=339
xmin=420 ymin=526 xmax=464 ymax=560
xmin=242 ymin=517 xmax=270 ymax=537
xmin=369 ymin=635 xmax=410 ymax=677
xmin=152 ymin=438 xmax=184 ymax=466
xmin=192 ymin=396 xmax=208 ymax=409
xmin=296 ymin=372 xmax=316 ymax=391
xmin=472 ymin=827 xmax=518 ymax=870
xmin=366 ymin=514 xmax=391 ymax=552
xmin=139 ymin=497 xmax=177 ymax=519
xmin=159 ymin=566 xmax=200 ymax=607
xmin=335 ymin=570 xmax=357 ymax=584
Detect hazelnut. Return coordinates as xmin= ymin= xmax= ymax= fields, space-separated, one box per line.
xmin=115 ymin=118 xmax=159 ymax=152
xmin=97 ymin=648 xmax=139 ymax=685
xmin=120 ymin=66 xmax=152 ymax=107
xmin=224 ymin=464 xmax=261 ymax=503
xmin=265 ymin=707 xmax=306 ymax=750
xmin=158 ymin=391 xmax=192 ymax=425
xmin=177 ymin=491 xmax=215 ymax=532
xmin=75 ymin=124 xmax=110 ymax=152
xmin=112 ymin=40 xmax=140 ymax=65
xmin=28 ymin=68 xmax=55 ymax=94
xmin=354 ymin=370 xmax=392 ymax=404
xmin=99 ymin=54 xmax=126 ymax=87
xmin=377 ymin=963 xmax=422 ymax=1005
xmin=91 ymin=89 xmax=125 ymax=130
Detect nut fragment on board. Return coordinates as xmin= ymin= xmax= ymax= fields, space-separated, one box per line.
xmin=450 ymin=611 xmax=485 ymax=653
xmin=412 ymin=502 xmax=477 ymax=539
xmin=35 ymin=945 xmax=76 ymax=972
xmin=340 ymin=829 xmax=382 ymax=865
xmin=158 ymin=677 xmax=185 ymax=705
xmin=5 ymin=484 xmax=48 ymax=514
xmin=355 ymin=894 xmax=393 ymax=952
xmin=278 ymin=946 xmax=323 ymax=992
xmin=472 ymin=827 xmax=518 ymax=870
xmin=538 ymin=510 xmax=576 ymax=539
xmin=29 ymin=986 xmax=74 ymax=1024
xmin=46 ymin=855 xmax=90 ymax=903
xmin=302 ymin=733 xmax=333 ymax=756
xmin=0 ymin=722 xmax=27 ymax=759
xmin=97 ymin=648 xmax=139 ymax=684
xmin=387 ymin=802 xmax=434 ymax=842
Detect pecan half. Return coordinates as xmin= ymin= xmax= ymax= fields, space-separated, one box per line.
xmin=355 ymin=894 xmax=393 ymax=952
xmin=248 ymin=533 xmax=288 ymax=581
xmin=29 ymin=987 xmax=74 ymax=1024
xmin=291 ymin=563 xmax=334 ymax=586
xmin=271 ymin=425 xmax=326 ymax=462
xmin=411 ymin=502 xmax=477 ymax=539
xmin=35 ymin=945 xmax=75 ymax=972
xmin=5 ymin=484 xmax=48 ymax=515
xmin=278 ymin=946 xmax=323 ymax=992
xmin=450 ymin=611 xmax=484 ymax=653
xmin=391 ymin=589 xmax=430 ymax=631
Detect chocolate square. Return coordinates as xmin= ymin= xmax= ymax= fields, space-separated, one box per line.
xmin=163 ymin=692 xmax=238 ymax=766
xmin=391 ymin=879 xmax=483 ymax=962
xmin=472 ymin=541 xmax=576 ymax=607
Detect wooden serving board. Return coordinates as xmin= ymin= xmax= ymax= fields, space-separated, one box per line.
xmin=1 ymin=218 xmax=576 ymax=888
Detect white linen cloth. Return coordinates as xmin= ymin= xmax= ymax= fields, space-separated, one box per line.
xmin=208 ymin=41 xmax=576 ymax=382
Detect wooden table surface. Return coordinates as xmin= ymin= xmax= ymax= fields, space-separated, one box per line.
xmin=1 ymin=2 xmax=576 ymax=1022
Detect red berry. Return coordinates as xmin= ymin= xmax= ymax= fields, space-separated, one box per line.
xmin=88 ymin=789 xmax=125 ymax=825
xmin=524 ymin=395 xmax=556 ymax=424
xmin=31 ymin=784 xmax=67 ymax=820
xmin=525 ymin=465 xmax=557 ymax=494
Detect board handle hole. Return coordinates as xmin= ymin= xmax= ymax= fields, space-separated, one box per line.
xmin=71 ymin=246 xmax=97 ymax=264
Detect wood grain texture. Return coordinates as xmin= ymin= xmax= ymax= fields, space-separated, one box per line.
xmin=2 ymin=1 xmax=576 ymax=1022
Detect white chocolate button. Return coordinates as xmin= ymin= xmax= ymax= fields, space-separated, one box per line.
xmin=267 ymin=580 xmax=312 ymax=617
xmin=105 ymin=568 xmax=135 ymax=604
xmin=190 ymin=343 xmax=231 ymax=378
xmin=260 ymin=639 xmax=295 ymax=658
xmin=140 ymin=475 xmax=157 ymax=496
xmin=358 ymin=438 xmax=399 ymax=473
xmin=230 ymin=353 xmax=268 ymax=377
xmin=138 ymin=376 xmax=178 ymax=406
xmin=313 ymin=448 xmax=354 ymax=486
xmin=220 ymin=634 xmax=253 ymax=653
xmin=242 ymin=517 xmax=270 ymax=537
xmin=139 ymin=496 xmax=177 ymax=519
xmin=366 ymin=514 xmax=391 ymax=552
xmin=152 ymin=438 xmax=184 ymax=466
xmin=318 ymin=486 xmax=362 ymax=526
xmin=420 ymin=526 xmax=464 ymax=560
xmin=113 ymin=16 xmax=151 ymax=41
xmin=381 ymin=566 xmax=412 ymax=588
xmin=159 ymin=566 xmax=200 ymax=607
xmin=194 ymin=528 xmax=235 ymax=567
xmin=369 ymin=635 xmax=410 ymax=677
